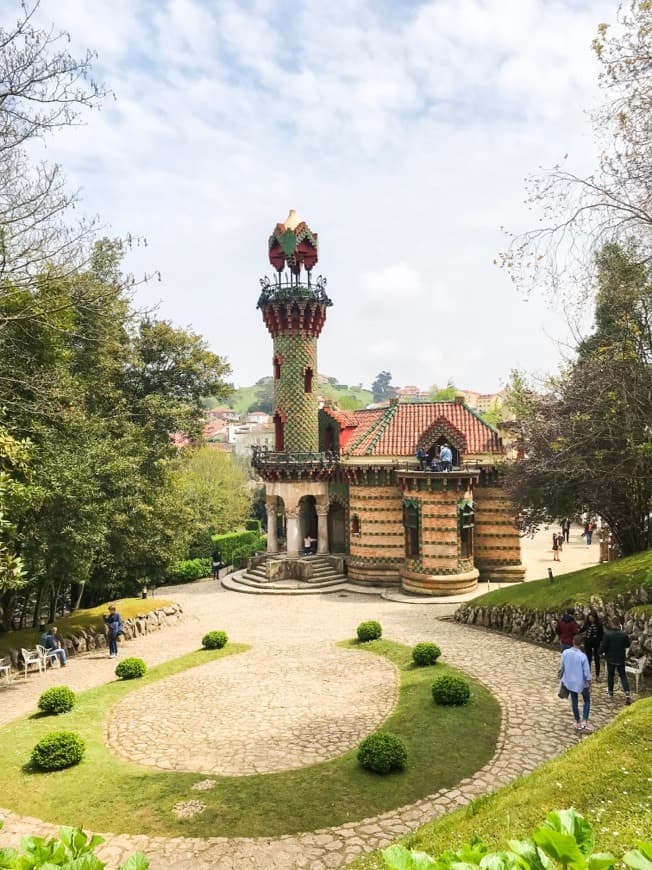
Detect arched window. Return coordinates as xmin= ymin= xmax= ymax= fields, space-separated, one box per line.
xmin=403 ymin=501 xmax=420 ymax=558
xmin=459 ymin=502 xmax=474 ymax=559
xmin=304 ymin=366 xmax=313 ymax=393
xmin=274 ymin=413 xmax=284 ymax=452
xmin=351 ymin=514 xmax=361 ymax=537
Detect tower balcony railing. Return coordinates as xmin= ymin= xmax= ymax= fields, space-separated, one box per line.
xmin=251 ymin=445 xmax=340 ymax=470
xmin=257 ymin=273 xmax=332 ymax=309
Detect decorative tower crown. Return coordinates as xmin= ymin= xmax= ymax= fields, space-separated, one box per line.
xmin=268 ymin=209 xmax=319 ymax=275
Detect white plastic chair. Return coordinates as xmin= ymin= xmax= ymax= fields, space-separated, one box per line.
xmin=625 ymin=655 xmax=648 ymax=694
xmin=21 ymin=647 xmax=43 ymax=678
xmin=0 ymin=656 xmax=11 ymax=683
xmin=37 ymin=644 xmax=61 ymax=669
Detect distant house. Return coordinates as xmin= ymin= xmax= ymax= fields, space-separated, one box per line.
xmin=246 ymin=411 xmax=271 ymax=425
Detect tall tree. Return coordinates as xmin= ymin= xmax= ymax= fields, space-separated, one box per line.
xmin=371 ymin=371 xmax=397 ymax=403
xmin=429 ymin=380 xmax=457 ymax=401
xmin=506 ymin=244 xmax=652 ymax=555
xmin=501 ymin=1 xmax=652 ymax=299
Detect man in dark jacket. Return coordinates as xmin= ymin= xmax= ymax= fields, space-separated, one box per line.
xmin=555 ymin=608 xmax=580 ymax=651
xmin=600 ymin=618 xmax=632 ymax=703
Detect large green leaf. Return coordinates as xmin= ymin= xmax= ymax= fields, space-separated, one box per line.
xmin=280 ymin=229 xmax=297 ymax=257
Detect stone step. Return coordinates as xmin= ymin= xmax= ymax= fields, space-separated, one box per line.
xmin=222 ymin=572 xmax=348 ymax=595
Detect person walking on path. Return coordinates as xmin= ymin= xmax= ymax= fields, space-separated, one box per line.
xmin=104 ymin=605 xmax=123 ymax=659
xmin=580 ymin=609 xmax=604 ymax=681
xmin=584 ymin=520 xmax=594 ymax=545
xmin=600 ymin=618 xmax=632 ymax=704
xmin=561 ymin=517 xmax=571 ymax=543
xmin=552 ymin=533 xmax=561 ymax=562
xmin=560 ymin=634 xmax=593 ymax=732
xmin=211 ymin=549 xmax=222 ymax=580
xmin=555 ymin=607 xmax=580 ymax=651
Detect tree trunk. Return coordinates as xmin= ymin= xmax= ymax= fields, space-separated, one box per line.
xmin=71 ymin=581 xmax=85 ymax=612
xmin=32 ymin=581 xmax=46 ymax=628
xmin=1 ymin=590 xmax=16 ymax=632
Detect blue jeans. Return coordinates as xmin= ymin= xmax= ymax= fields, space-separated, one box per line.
xmin=586 ymin=532 xmax=593 ymax=544
xmin=570 ymin=688 xmax=590 ymax=722
xmin=109 ymin=635 xmax=119 ymax=655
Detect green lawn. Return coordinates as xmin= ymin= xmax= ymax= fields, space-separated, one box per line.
xmin=347 ymin=697 xmax=652 ymax=868
xmin=0 ymin=597 xmax=174 ymax=660
xmin=0 ymin=639 xmax=500 ymax=838
xmin=469 ymin=549 xmax=652 ymax=610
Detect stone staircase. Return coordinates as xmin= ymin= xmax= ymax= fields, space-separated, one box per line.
xmin=222 ymin=555 xmax=348 ymax=595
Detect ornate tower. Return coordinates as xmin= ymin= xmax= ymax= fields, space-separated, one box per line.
xmin=258 ymin=210 xmax=331 ymax=452
xmin=255 ymin=210 xmax=333 ymax=558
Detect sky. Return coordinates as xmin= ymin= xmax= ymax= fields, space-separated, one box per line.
xmin=19 ymin=0 xmax=618 ymax=392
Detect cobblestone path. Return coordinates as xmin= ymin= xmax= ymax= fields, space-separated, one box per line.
xmin=0 ymin=581 xmax=623 ymax=869
xmin=106 ymin=643 xmax=399 ymax=775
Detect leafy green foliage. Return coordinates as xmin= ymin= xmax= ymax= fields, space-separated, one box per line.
xmin=212 ymin=530 xmax=264 ymax=565
xmin=0 ymin=819 xmax=148 ymax=868
xmin=115 ymin=657 xmax=147 ymax=680
xmin=411 ymin=642 xmax=441 ymax=666
xmin=432 ymin=674 xmax=470 ymax=706
xmin=201 ymin=630 xmax=228 ymax=650
xmin=357 ymin=621 xmax=383 ymax=642
xmin=30 ymin=731 xmax=85 ymax=771
xmin=167 ymin=558 xmax=211 ymax=583
xmin=358 ymin=732 xmax=408 ymax=775
xmin=37 ymin=686 xmax=76 ymax=716
xmin=372 ymin=372 xmax=397 ymax=404
xmin=381 ymin=809 xmax=652 ymax=870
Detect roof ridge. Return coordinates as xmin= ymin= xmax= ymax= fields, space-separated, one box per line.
xmin=364 ymin=404 xmax=398 ymax=456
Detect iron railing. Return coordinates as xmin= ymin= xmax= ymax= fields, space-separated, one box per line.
xmin=256 ymin=274 xmax=332 ymax=309
xmin=251 ymin=446 xmax=340 ymax=468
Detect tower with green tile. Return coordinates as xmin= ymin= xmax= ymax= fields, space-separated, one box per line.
xmin=257 ymin=210 xmax=332 ymax=453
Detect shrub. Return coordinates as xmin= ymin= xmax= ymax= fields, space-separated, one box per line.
xmin=115 ymin=657 xmax=147 ymax=680
xmin=202 ymin=630 xmax=228 ymax=650
xmin=357 ymin=620 xmax=382 ymax=642
xmin=37 ymin=686 xmax=76 ymax=716
xmin=0 ymin=818 xmax=149 ymax=868
xmin=167 ymin=558 xmax=211 ymax=583
xmin=412 ymin=642 xmax=442 ymax=666
xmin=357 ymin=732 xmax=407 ymax=774
xmin=211 ymin=530 xmax=259 ymax=565
xmin=31 ymin=731 xmax=85 ymax=771
xmin=432 ymin=674 xmax=471 ymax=706
xmin=245 ymin=518 xmax=262 ymax=533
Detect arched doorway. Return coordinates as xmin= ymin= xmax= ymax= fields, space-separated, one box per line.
xmin=299 ymin=495 xmax=317 ymax=554
xmin=328 ymin=501 xmax=346 ymax=553
xmin=427 ymin=436 xmax=460 ymax=467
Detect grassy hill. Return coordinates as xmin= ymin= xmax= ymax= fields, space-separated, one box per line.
xmin=348 ymin=698 xmax=652 ymax=868
xmin=225 ymin=378 xmax=374 ymax=414
xmin=468 ymin=549 xmax=652 ymax=612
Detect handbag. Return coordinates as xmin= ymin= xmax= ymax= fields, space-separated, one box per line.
xmin=558 ymin=682 xmax=570 ymax=699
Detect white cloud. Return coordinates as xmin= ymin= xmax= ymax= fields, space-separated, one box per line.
xmin=25 ymin=0 xmax=616 ymax=392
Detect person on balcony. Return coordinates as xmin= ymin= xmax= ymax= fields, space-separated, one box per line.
xmin=439 ymin=442 xmax=453 ymax=471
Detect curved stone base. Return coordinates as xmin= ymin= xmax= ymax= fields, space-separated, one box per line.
xmin=347 ymin=563 xmax=400 ymax=587
xmin=478 ymin=563 xmax=526 ymax=584
xmin=400 ymin=567 xmax=479 ymax=596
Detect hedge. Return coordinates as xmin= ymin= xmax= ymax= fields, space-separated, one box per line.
xmin=212 ymin=531 xmax=266 ymax=566
xmin=167 ymin=557 xmax=211 ymax=583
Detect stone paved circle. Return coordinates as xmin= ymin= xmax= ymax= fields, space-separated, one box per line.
xmin=106 ymin=643 xmax=398 ymax=775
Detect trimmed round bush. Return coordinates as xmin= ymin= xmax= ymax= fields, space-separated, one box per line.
xmin=31 ymin=731 xmax=85 ymax=771
xmin=357 ymin=732 xmax=407 ymax=774
xmin=432 ymin=674 xmax=471 ymax=706
xmin=412 ymin=642 xmax=442 ymax=666
xmin=202 ymin=630 xmax=228 ymax=650
xmin=115 ymin=657 xmax=147 ymax=680
xmin=356 ymin=620 xmax=382 ymax=642
xmin=37 ymin=686 xmax=76 ymax=715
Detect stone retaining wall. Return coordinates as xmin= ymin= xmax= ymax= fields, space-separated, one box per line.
xmin=454 ymin=590 xmax=651 ymax=664
xmin=5 ymin=604 xmax=183 ymax=673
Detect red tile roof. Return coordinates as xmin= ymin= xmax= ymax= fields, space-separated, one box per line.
xmin=331 ymin=402 xmax=502 ymax=457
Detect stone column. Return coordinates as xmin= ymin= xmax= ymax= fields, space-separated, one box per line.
xmin=286 ymin=510 xmax=300 ymax=558
xmin=316 ymin=506 xmax=329 ymax=555
xmin=266 ymin=502 xmax=278 ymax=554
